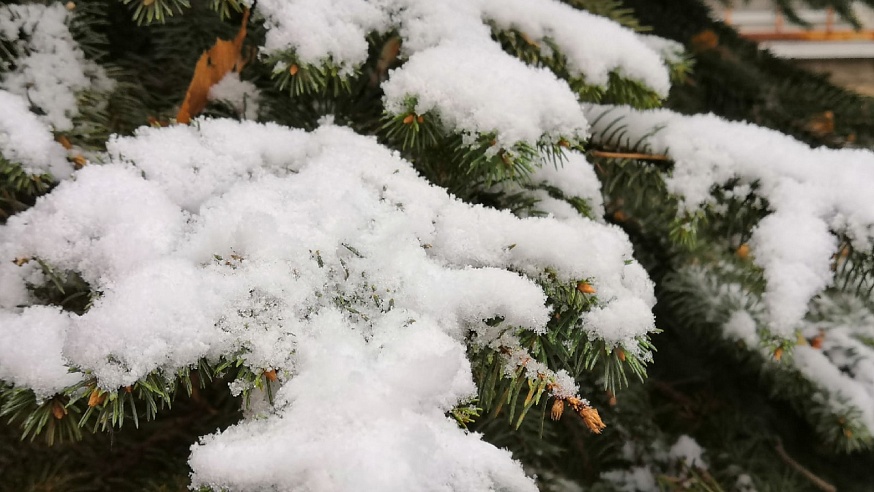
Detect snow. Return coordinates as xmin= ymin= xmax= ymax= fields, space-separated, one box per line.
xmin=257 ymin=0 xmax=391 ymax=74
xmin=381 ymin=41 xmax=589 ymax=147
xmin=601 ymin=466 xmax=657 ymax=492
xmin=2 ymin=0 xmax=872 ymax=486
xmin=793 ymin=294 xmax=874 ymax=433
xmin=0 ymin=306 xmax=81 ymax=400
xmin=208 ymin=72 xmax=261 ymax=121
xmin=190 ymin=312 xmax=537 ymax=492
xmin=1 ymin=165 xmax=187 ymax=288
xmin=0 ymin=89 xmax=72 ymax=179
xmin=106 ymin=119 xmax=309 ymax=212
xmin=0 ymin=120 xmax=656 ymax=490
xmin=680 ymin=264 xmax=874 ymax=438
xmin=429 ymin=201 xmax=655 ymax=347
xmin=669 ymin=435 xmax=708 ymax=469
xmin=601 ymin=435 xmax=709 ymax=492
xmin=724 ymin=310 xmax=760 ymax=346
xmin=792 ymin=345 xmax=874 ymax=432
xmin=0 ymin=3 xmax=114 ymax=132
xmin=585 ymin=104 xmax=874 ymax=335
xmin=638 ymin=34 xmax=687 ymax=67
xmin=527 ymin=151 xmax=607 ymax=220
xmin=583 ymin=297 xmax=656 ymax=355
xmin=481 ymin=0 xmax=671 ymax=95
xmin=256 ymin=0 xmax=672 ymax=149
xmin=736 ymin=473 xmax=757 ymax=492
xmin=2 ymin=0 xmax=873 ymax=486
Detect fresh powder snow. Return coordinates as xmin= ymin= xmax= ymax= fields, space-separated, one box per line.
xmin=256 ymin=0 xmax=670 ymax=149
xmin=0 ymin=89 xmax=72 ymax=179
xmin=585 ymin=104 xmax=874 ymax=336
xmin=0 ymin=3 xmax=114 ymax=132
xmin=0 ymin=121 xmax=656 ymax=490
xmin=4 ymin=0 xmax=873 ymax=489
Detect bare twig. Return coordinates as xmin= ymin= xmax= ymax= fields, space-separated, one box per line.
xmin=591 ymin=150 xmax=671 ymax=161
xmin=774 ymin=438 xmax=836 ymax=492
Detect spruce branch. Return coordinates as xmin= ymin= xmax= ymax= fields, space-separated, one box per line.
xmin=122 ymin=0 xmax=191 ymax=25
xmin=0 ymin=159 xmax=54 ymax=223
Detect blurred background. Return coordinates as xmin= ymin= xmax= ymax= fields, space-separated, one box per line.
xmin=708 ymin=0 xmax=874 ymax=95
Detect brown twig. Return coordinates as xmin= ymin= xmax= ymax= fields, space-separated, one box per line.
xmin=591 ymin=150 xmax=671 ymax=161
xmin=774 ymin=438 xmax=836 ymax=492
xmin=652 ymin=380 xmax=697 ymax=409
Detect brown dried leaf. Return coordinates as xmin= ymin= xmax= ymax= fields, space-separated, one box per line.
xmin=177 ymin=9 xmax=250 ymax=124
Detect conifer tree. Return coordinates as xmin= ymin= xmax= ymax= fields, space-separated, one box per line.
xmin=1 ymin=0 xmax=874 ymax=490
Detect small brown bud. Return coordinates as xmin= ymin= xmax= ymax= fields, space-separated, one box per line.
xmin=550 ymin=398 xmax=564 ymax=421
xmin=72 ymin=155 xmax=87 ymax=169
xmin=65 ymin=1 xmax=76 ymax=10
xmin=810 ymin=332 xmax=825 ymax=349
xmin=13 ymin=257 xmax=30 ymax=266
xmin=52 ymin=400 xmax=67 ymax=420
xmin=375 ymin=36 xmax=401 ymax=78
xmin=577 ymin=282 xmax=596 ymax=295
xmin=417 ymin=115 xmax=424 ymax=124
xmin=264 ymin=369 xmax=277 ymax=382
xmin=566 ymin=396 xmax=583 ymax=410
xmin=143 ymin=0 xmax=155 ymax=6
xmin=124 ymin=385 xmax=133 ymax=393
xmin=580 ymin=405 xmax=606 ymax=434
xmin=736 ymin=243 xmax=750 ymax=260
xmin=613 ymin=210 xmax=627 ymax=222
xmin=88 ymin=389 xmax=105 ymax=407
xmin=147 ymin=115 xmax=168 ymax=127
xmin=402 ymin=114 xmax=415 ymax=125
xmin=56 ymin=135 xmax=73 ymax=149
xmin=615 ymin=348 xmax=626 ymax=362
xmin=558 ymin=138 xmax=570 ymax=148
xmin=773 ymin=347 xmax=783 ymax=361
xmin=289 ymin=64 xmax=299 ymax=76
xmin=690 ymin=30 xmax=719 ymax=52
xmin=519 ymin=32 xmax=538 ymax=47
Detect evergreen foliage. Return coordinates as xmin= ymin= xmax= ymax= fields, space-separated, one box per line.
xmin=1 ymin=0 xmax=874 ymax=490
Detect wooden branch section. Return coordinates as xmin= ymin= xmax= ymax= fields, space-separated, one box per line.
xmin=743 ymin=30 xmax=874 ymax=42
xmin=774 ymin=439 xmax=837 ymax=492
xmin=590 ymin=150 xmax=671 ymax=161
